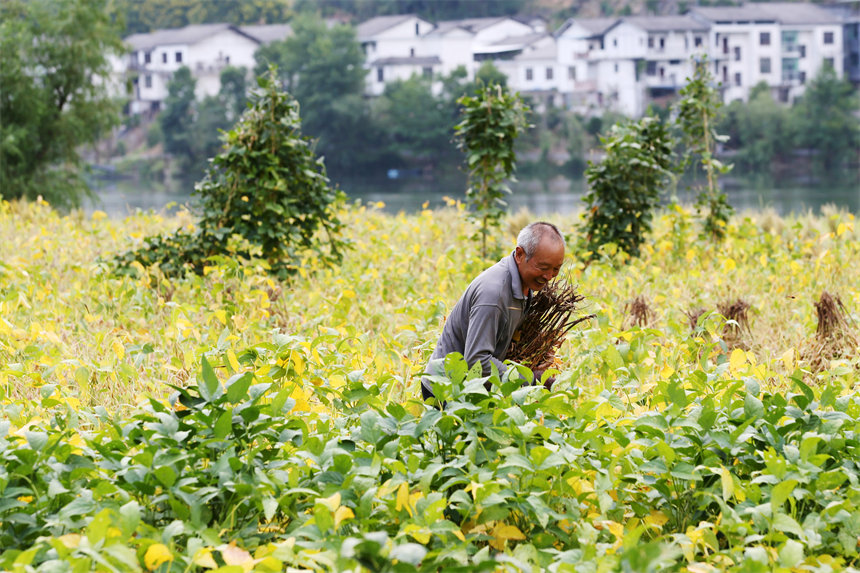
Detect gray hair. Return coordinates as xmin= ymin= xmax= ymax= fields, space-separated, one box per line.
xmin=517 ymin=221 xmax=565 ymax=259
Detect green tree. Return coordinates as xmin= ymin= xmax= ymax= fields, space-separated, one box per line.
xmin=118 ymin=0 xmax=292 ymax=34
xmin=675 ymin=56 xmax=733 ymax=240
xmin=376 ymin=76 xmax=453 ymax=163
xmin=254 ymin=14 xmax=376 ymax=172
xmin=0 ymin=0 xmax=125 ymax=207
xmin=116 ymin=68 xmax=346 ymax=278
xmin=719 ymin=83 xmax=792 ymax=172
xmin=455 ymin=85 xmax=529 ymax=258
xmin=581 ymin=117 xmax=675 ymax=259
xmin=159 ymin=66 xmax=197 ymax=169
xmin=791 ymin=67 xmax=860 ymax=172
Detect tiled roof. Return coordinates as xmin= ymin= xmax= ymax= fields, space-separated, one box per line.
xmin=125 ymin=24 xmax=257 ymax=50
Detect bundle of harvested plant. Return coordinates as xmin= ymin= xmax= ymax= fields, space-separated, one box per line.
xmin=507 ymin=280 xmax=594 ymax=369
xmin=623 ymin=295 xmax=655 ymax=329
xmin=802 ymin=291 xmax=858 ymax=373
xmin=717 ymin=298 xmax=752 ymax=350
xmin=685 ymin=307 xmax=707 ymax=332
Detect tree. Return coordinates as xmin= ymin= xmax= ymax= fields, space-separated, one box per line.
xmin=376 ymin=76 xmax=454 ymax=163
xmin=118 ymin=0 xmax=293 ymax=35
xmin=159 ymin=66 xmax=197 ymax=170
xmin=719 ymin=83 xmax=792 ymax=172
xmin=116 ymin=68 xmax=346 ymax=279
xmin=675 ymin=56 xmax=733 ymax=241
xmin=580 ymin=117 xmax=675 ymax=259
xmin=455 ymin=85 xmax=529 ymax=258
xmin=791 ymin=67 xmax=860 ymax=172
xmin=254 ymin=14 xmax=377 ymax=173
xmin=0 ymin=0 xmax=125 ymax=207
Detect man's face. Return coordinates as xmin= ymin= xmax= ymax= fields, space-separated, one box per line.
xmin=514 ymin=238 xmax=565 ymax=294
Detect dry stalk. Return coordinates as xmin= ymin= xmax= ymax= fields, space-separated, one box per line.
xmin=802 ymin=291 xmax=858 ymax=373
xmin=685 ymin=307 xmax=707 ymax=332
xmin=717 ymin=298 xmax=752 ymax=351
xmin=507 ymin=280 xmax=594 ymax=369
xmin=623 ymin=295 xmax=655 ymax=329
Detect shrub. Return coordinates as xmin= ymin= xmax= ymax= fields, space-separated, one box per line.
xmin=114 ymin=68 xmax=347 ymax=278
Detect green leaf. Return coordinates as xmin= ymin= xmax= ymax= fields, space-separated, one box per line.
xmin=200 ymin=355 xmax=221 ymax=402
xmin=226 ymin=372 xmax=253 ymax=404
xmin=770 ymin=479 xmax=797 ymax=512
xmin=214 ymin=409 xmax=233 ymax=439
xmin=744 ymin=392 xmax=764 ymax=419
xmin=772 ymin=512 xmax=804 ymax=537
xmin=154 ymin=466 xmax=177 ymax=488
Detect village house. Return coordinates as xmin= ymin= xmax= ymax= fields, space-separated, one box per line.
xmin=119 ymin=23 xmax=291 ymax=116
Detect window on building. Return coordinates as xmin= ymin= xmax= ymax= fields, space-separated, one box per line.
xmin=782 ymin=57 xmax=799 ymax=82
xmin=824 ymin=31 xmax=834 ymax=45
xmin=377 ymin=67 xmax=384 ymax=82
xmin=415 ymin=22 xmax=420 ymax=36
xmin=646 ymin=61 xmax=657 ymax=75
xmin=760 ymin=32 xmax=770 ymax=45
xmin=695 ymin=35 xmax=702 ymax=47
xmin=824 ymin=57 xmax=834 ymax=69
xmin=659 ymin=37 xmax=665 ymax=49
xmin=852 ymin=53 xmax=859 ymax=67
xmin=422 ymin=66 xmax=432 ymax=79
xmin=648 ymin=37 xmax=654 ymax=48
xmin=734 ymin=46 xmax=741 ymax=61
xmin=735 ymin=72 xmax=741 ymax=86
xmin=799 ymin=45 xmax=806 ymax=58
xmin=568 ymin=66 xmax=576 ymax=80
xmin=614 ymin=63 xmax=619 ymax=73
xmin=162 ymin=52 xmax=167 ymax=63
xmin=760 ymin=57 xmax=771 ymax=74
xmin=613 ymin=38 xmax=618 ymax=47
xmin=144 ymin=51 xmax=151 ymax=64
xmin=800 ymin=71 xmax=806 ymax=84
xmin=526 ymin=67 xmax=533 ymax=81
xmin=175 ymin=51 xmax=182 ymax=63
xmin=144 ymin=74 xmax=152 ymax=88
xmin=410 ymin=47 xmax=415 ymax=57
xmin=546 ymin=66 xmax=554 ymax=80
xmin=669 ymin=59 xmax=680 ymax=65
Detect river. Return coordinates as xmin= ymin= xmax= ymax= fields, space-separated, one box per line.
xmin=88 ymin=170 xmax=860 ymax=218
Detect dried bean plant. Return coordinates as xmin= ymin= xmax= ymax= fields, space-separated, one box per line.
xmin=507 ymin=280 xmax=594 ymax=369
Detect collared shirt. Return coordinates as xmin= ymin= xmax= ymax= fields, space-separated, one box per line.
xmin=423 ymin=252 xmax=529 ymax=394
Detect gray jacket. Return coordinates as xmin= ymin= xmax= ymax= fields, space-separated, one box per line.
xmin=423 ymin=253 xmax=529 ymax=394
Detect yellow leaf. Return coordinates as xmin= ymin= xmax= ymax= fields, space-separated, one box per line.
xmin=58 ymin=533 xmax=81 ymax=548
xmin=837 ymin=222 xmax=847 ymax=237
xmin=403 ymin=523 xmax=431 ymax=544
xmin=144 ymin=543 xmax=173 ymax=570
xmin=729 ymin=348 xmax=746 ymax=375
xmin=660 ymin=364 xmax=674 ymax=380
xmin=644 ymin=511 xmax=669 ymax=529
xmin=489 ymin=524 xmax=526 ymax=550
xmin=192 ymin=548 xmax=219 ymax=568
xmin=318 ymin=492 xmax=341 ymax=512
xmin=215 ymin=309 xmax=227 ymax=326
xmin=291 ymin=352 xmax=305 ymax=375
xmin=219 ymin=543 xmax=254 ymax=571
xmin=759 ymin=253 xmax=768 ymax=267
xmin=722 ymin=258 xmax=736 ymax=272
xmin=395 ymin=482 xmax=412 ymax=516
xmin=720 ymin=466 xmax=734 ymax=501
xmin=334 ymin=505 xmax=355 ymax=528
xmin=412 ymin=244 xmax=420 ymax=254
xmin=342 ymin=289 xmax=356 ymax=299
xmin=781 ymin=348 xmax=794 ymax=371
xmin=227 ymin=350 xmax=240 ymax=372
xmin=112 ymin=339 xmax=125 ymax=361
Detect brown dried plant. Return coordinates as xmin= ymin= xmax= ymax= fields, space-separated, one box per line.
xmin=623 ymin=295 xmax=655 ymax=329
xmin=507 ymin=280 xmax=594 ymax=369
xmin=685 ymin=308 xmax=707 ymax=332
xmin=802 ymin=291 xmax=858 ymax=373
xmin=717 ymin=298 xmax=752 ymax=350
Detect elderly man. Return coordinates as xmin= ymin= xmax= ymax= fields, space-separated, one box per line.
xmin=421 ymin=221 xmax=565 ymax=400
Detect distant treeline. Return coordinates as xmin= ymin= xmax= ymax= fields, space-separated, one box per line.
xmin=147 ymin=14 xmax=859 ymax=184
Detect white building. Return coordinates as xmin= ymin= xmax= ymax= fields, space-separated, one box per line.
xmin=690 ymin=3 xmax=843 ymax=103
xmin=356 ymin=15 xmax=437 ymax=95
xmin=121 ymin=24 xmax=291 ymax=116
xmin=487 ymin=32 xmax=560 ymax=108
